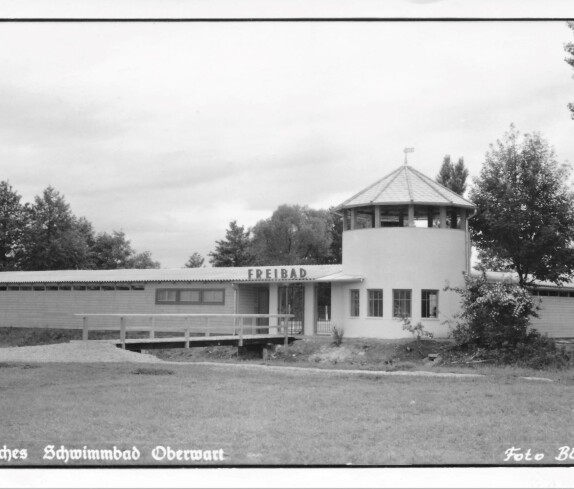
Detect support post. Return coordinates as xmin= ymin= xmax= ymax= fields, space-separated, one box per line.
xmin=82 ymin=316 xmax=88 ymax=341
xmin=440 ymin=206 xmax=447 ymax=229
xmin=205 ymin=316 xmax=211 ymax=337
xmin=374 ymin=205 xmax=381 ymax=228
xmin=120 ymin=316 xmax=126 ymax=350
xmin=284 ymin=316 xmax=289 ymax=346
xmin=185 ymin=317 xmax=190 ymax=348
xmin=408 ymin=204 xmax=415 ymax=227
xmin=238 ymin=317 xmax=244 ymax=347
xmin=149 ymin=316 xmax=155 ymax=339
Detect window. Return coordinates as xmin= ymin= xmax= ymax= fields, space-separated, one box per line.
xmin=157 ymin=289 xmax=177 ymax=302
xmin=202 ymin=290 xmax=225 ymax=304
xmin=368 ymin=289 xmax=383 ymax=317
xmin=421 ymin=290 xmax=439 ymax=318
xmin=156 ymin=288 xmax=225 ymax=305
xmin=393 ymin=289 xmax=411 ymax=317
xmin=350 ymin=289 xmax=360 ymax=317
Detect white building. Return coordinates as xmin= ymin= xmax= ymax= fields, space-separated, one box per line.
xmin=0 ymin=163 xmax=571 ymax=338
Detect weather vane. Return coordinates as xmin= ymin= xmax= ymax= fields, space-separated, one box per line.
xmin=403 ymin=147 xmax=414 ymax=165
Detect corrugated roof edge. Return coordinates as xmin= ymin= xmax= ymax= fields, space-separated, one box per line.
xmin=0 ymin=265 xmax=344 ymax=284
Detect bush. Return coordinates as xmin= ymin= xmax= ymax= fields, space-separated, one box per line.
xmin=447 ymin=272 xmax=571 ymax=369
xmin=331 ymin=325 xmax=344 ymax=347
xmin=447 ymin=272 xmax=538 ymax=349
xmin=399 ymin=315 xmax=433 ymax=356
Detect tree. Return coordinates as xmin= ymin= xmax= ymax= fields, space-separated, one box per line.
xmin=185 ymin=252 xmax=205 ymax=268
xmin=127 ymin=250 xmax=161 ymax=269
xmin=250 ymin=205 xmax=333 ymax=265
xmin=209 ymin=221 xmax=254 ymax=267
xmin=565 ymin=21 xmax=574 ymax=118
xmin=436 ymin=155 xmax=469 ymax=195
xmin=325 ymin=207 xmax=343 ymax=264
xmin=470 ymin=125 xmax=574 ymax=286
xmin=0 ymin=181 xmax=26 ymax=271
xmin=91 ymin=231 xmax=135 ymax=269
xmin=91 ymin=230 xmax=160 ymax=269
xmin=20 ymin=187 xmax=94 ymax=270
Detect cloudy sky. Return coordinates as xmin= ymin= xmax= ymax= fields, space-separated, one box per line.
xmin=0 ymin=4 xmax=573 ymax=268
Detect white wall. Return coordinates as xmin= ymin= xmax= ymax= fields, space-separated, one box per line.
xmin=332 ymin=227 xmax=469 ymax=339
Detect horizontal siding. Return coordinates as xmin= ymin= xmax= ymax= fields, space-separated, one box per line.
xmin=0 ymin=282 xmax=237 ymax=332
xmin=530 ymin=297 xmax=574 ymax=338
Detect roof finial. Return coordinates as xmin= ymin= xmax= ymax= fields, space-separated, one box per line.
xmin=403 ymin=147 xmax=414 ymax=166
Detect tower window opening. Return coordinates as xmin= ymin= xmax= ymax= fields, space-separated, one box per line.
xmin=380 ymin=205 xmax=409 ymax=228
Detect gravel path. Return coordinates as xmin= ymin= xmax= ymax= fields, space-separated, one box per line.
xmin=0 ymin=341 xmax=163 ymax=363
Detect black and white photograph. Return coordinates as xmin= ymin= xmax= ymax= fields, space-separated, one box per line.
xmin=0 ymin=1 xmax=573 ymax=487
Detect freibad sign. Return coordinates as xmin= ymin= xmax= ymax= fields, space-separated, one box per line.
xmin=247 ymin=268 xmax=308 ymax=281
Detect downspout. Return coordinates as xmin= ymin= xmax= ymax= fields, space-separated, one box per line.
xmin=465 ymin=207 xmax=478 ymax=275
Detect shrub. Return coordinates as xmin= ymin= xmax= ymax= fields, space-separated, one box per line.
xmin=447 ymin=272 xmax=538 ymax=349
xmin=331 ymin=325 xmax=344 ymax=347
xmin=399 ymin=315 xmax=433 ymax=356
xmin=447 ymin=272 xmax=572 ymax=369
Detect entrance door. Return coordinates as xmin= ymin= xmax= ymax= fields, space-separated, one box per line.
xmin=278 ymin=284 xmax=304 ymax=334
xmin=315 ymin=282 xmax=332 ymax=335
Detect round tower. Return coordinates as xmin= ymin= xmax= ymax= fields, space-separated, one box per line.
xmin=334 ymin=164 xmax=476 ymax=338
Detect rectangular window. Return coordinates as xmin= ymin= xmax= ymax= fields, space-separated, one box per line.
xmin=156 ymin=288 xmax=226 ymax=305
xmin=421 ymin=290 xmax=439 ymax=318
xmin=393 ymin=289 xmax=412 ymax=317
xmin=368 ymin=289 xmax=383 ymax=317
xmin=179 ymin=290 xmax=201 ymax=303
xmin=350 ymin=289 xmax=360 ymax=317
xmin=157 ymin=289 xmax=177 ymax=302
xmin=202 ymin=289 xmax=225 ymax=304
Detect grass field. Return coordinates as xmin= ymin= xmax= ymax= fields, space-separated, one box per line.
xmin=1 ymin=360 xmax=574 ymax=466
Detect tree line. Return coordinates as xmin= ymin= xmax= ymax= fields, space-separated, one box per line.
xmin=0 ymin=183 xmax=160 ymax=271
xmin=191 ymin=205 xmax=342 ymax=269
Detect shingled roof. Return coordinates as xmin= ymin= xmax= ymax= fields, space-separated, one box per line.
xmin=336 ymin=165 xmax=475 ymax=210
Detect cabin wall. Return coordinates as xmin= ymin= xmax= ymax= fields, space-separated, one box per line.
xmin=0 ymin=282 xmax=236 ymax=332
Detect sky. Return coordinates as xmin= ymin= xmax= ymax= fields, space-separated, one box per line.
xmin=0 ymin=3 xmax=573 ymax=268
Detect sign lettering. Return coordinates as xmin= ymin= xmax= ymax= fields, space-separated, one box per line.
xmin=247 ymin=268 xmax=308 ymax=281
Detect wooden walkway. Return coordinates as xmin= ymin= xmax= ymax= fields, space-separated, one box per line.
xmin=75 ymin=313 xmax=298 ymax=352
xmin=101 ymin=334 xmax=299 ymax=352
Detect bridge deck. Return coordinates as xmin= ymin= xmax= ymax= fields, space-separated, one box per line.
xmin=97 ymin=334 xmax=299 ymax=352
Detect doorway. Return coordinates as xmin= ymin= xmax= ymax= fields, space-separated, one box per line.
xmin=315 ymin=282 xmax=332 ymax=335
xmin=278 ymin=284 xmax=304 ymax=334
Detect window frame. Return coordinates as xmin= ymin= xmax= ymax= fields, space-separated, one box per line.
xmin=156 ymin=288 xmax=226 ymax=305
xmin=367 ymin=289 xmax=383 ymax=317
xmin=393 ymin=289 xmax=412 ymax=318
xmin=350 ymin=289 xmax=360 ymax=317
xmin=421 ymin=289 xmax=439 ymax=319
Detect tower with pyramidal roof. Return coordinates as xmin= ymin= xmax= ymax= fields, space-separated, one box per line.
xmin=332 ymin=163 xmax=476 ymax=338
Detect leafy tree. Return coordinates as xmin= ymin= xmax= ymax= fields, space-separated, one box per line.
xmin=209 ymin=221 xmax=254 ymax=267
xmin=0 ymin=181 xmax=26 ymax=271
xmin=91 ymin=230 xmax=160 ymax=269
xmin=325 ymin=207 xmax=343 ymax=264
xmin=250 ymin=205 xmax=333 ymax=265
xmin=565 ymin=21 xmax=574 ymax=118
xmin=436 ymin=155 xmax=469 ymax=195
xmin=20 ymin=187 xmax=94 ymax=270
xmin=185 ymin=252 xmax=205 ymax=268
xmin=91 ymin=231 xmax=135 ymax=269
xmin=127 ymin=250 xmax=161 ymax=269
xmin=470 ymin=125 xmax=574 ymax=286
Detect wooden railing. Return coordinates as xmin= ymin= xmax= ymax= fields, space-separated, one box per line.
xmin=74 ymin=313 xmax=295 ymax=348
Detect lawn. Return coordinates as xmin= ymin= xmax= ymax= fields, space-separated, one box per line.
xmin=1 ymin=361 xmax=574 ymax=466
